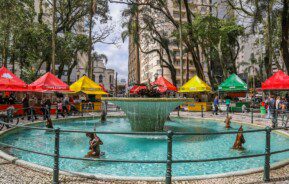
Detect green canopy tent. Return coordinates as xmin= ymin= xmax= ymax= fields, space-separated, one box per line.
xmin=218 ymin=74 xmax=248 ymax=112
xmin=218 ymin=74 xmax=248 ymax=92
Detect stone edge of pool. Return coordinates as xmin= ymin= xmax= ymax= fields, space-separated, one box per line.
xmin=0 ymin=115 xmax=289 ymax=181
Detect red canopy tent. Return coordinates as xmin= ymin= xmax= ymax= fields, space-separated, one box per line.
xmin=262 ymin=70 xmax=289 ymax=90
xmin=99 ymin=83 xmax=108 ymax=93
xmin=0 ymin=66 xmax=28 ymax=91
xmin=129 ymin=85 xmax=147 ymax=94
xmin=151 ymin=76 xmax=177 ymax=93
xmin=28 ymin=72 xmax=71 ymax=92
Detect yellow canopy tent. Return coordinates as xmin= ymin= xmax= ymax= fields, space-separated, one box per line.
xmin=178 ymin=76 xmax=212 ymax=111
xmin=178 ymin=75 xmax=211 ymax=93
xmin=70 ymin=76 xmax=107 ymax=95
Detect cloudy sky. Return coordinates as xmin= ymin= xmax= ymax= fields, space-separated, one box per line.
xmin=94 ymin=2 xmax=128 ymax=81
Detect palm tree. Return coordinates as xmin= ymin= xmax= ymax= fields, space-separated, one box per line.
xmin=121 ymin=2 xmax=140 ymax=84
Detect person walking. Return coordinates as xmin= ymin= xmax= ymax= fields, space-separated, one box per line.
xmin=213 ymin=96 xmax=219 ymax=115
xmin=56 ymin=100 xmax=65 ymax=119
xmin=62 ymin=96 xmax=69 ymax=116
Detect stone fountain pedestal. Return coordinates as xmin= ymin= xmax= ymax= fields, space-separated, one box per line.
xmin=102 ymin=98 xmax=191 ymax=131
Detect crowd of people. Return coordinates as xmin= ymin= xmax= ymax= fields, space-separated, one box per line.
xmin=0 ymin=92 xmax=101 ymax=122
xmin=262 ymin=95 xmax=289 ymax=119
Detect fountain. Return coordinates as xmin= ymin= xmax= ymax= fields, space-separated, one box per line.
xmin=102 ymin=97 xmax=191 ymax=131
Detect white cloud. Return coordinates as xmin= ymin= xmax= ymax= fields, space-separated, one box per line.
xmin=94 ymin=2 xmax=128 ymax=81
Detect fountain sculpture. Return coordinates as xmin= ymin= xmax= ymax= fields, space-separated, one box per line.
xmin=102 ymin=97 xmax=190 ymax=131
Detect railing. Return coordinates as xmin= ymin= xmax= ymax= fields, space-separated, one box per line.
xmin=1 ymin=119 xmax=289 ymax=184
xmin=2 ymin=106 xmax=289 ymax=183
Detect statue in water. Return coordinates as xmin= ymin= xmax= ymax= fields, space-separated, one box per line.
xmin=225 ymin=116 xmax=232 ymax=129
xmin=46 ymin=118 xmax=53 ymax=129
xmin=85 ymin=132 xmax=104 ymax=158
xmin=232 ymin=126 xmax=246 ymax=150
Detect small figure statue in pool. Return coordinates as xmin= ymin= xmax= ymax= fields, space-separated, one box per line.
xmin=46 ymin=118 xmax=53 ymax=129
xmin=232 ymin=126 xmax=246 ymax=150
xmin=225 ymin=116 xmax=232 ymax=129
xmin=85 ymin=132 xmax=103 ymax=158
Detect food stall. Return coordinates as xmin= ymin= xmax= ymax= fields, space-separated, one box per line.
xmin=151 ymin=76 xmax=178 ymax=94
xmin=261 ymin=70 xmax=289 ymax=105
xmin=69 ymin=76 xmax=107 ymax=111
xmin=178 ymin=75 xmax=212 ymax=111
xmin=218 ymin=74 xmax=248 ymax=112
xmin=28 ymin=72 xmax=72 ymax=114
xmin=129 ymin=85 xmax=147 ymax=95
xmin=0 ymin=66 xmax=30 ymax=115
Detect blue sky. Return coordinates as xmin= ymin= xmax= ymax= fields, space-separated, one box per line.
xmin=94 ymin=3 xmax=128 ymax=81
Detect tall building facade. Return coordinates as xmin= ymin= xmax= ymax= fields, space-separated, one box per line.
xmin=128 ymin=0 xmax=212 ymax=87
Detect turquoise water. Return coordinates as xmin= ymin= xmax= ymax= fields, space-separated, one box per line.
xmin=1 ymin=117 xmax=289 ymax=177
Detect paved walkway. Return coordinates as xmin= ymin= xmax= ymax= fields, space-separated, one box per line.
xmin=1 ymin=111 xmax=289 ymax=184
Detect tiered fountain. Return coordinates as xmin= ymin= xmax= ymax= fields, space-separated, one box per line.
xmin=102 ymin=96 xmax=190 ymax=131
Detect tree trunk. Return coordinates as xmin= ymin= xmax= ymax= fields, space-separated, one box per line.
xmin=67 ymin=59 xmax=78 ymax=84
xmin=183 ymin=0 xmax=205 ymax=80
xmin=264 ymin=2 xmax=273 ymax=77
xmin=169 ymin=66 xmax=177 ymax=86
xmin=57 ymin=62 xmax=65 ymax=79
xmin=186 ymin=53 xmax=189 ymax=82
xmin=217 ymin=38 xmax=228 ymax=78
xmin=2 ymin=30 xmax=9 ymax=67
xmin=281 ymin=0 xmax=289 ymax=73
xmin=38 ymin=0 xmax=43 ymax=24
xmin=51 ymin=0 xmax=57 ymax=74
xmin=87 ymin=0 xmax=94 ymax=79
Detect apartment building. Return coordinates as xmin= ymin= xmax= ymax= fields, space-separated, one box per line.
xmin=128 ymin=0 xmax=212 ymax=87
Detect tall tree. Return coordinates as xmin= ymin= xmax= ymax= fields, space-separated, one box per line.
xmin=281 ymin=0 xmax=289 ymax=72
xmin=51 ymin=0 xmax=57 ymax=74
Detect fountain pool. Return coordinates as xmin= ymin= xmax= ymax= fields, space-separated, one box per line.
xmin=102 ymin=98 xmax=191 ymax=131
xmin=1 ymin=117 xmax=289 ymax=179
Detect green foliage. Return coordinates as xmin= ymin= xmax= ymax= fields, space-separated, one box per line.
xmin=0 ymin=0 xmax=110 ymax=82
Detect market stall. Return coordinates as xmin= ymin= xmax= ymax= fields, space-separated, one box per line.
xmin=151 ymin=76 xmax=177 ymax=93
xmin=178 ymin=76 xmax=212 ymax=111
xmin=218 ymin=74 xmax=248 ymax=112
xmin=70 ymin=76 xmax=107 ymax=111
xmin=0 ymin=67 xmax=30 ymax=115
xmin=28 ymin=72 xmax=72 ymax=114
xmin=261 ymin=70 xmax=289 ymax=90
xmin=29 ymin=72 xmax=71 ymax=93
xmin=129 ymin=85 xmax=147 ymax=95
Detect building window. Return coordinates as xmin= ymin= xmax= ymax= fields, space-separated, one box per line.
xmin=109 ymin=75 xmax=113 ymax=84
xmin=99 ymin=75 xmax=103 ymax=83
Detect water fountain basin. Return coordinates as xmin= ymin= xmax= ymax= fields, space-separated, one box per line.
xmin=102 ymin=98 xmax=192 ymax=131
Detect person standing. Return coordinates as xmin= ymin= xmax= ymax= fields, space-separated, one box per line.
xmin=22 ymin=94 xmax=30 ymax=120
xmin=276 ymin=96 xmax=281 ymax=110
xmin=62 ymin=96 xmax=69 ymax=115
xmin=225 ymin=95 xmax=231 ymax=113
xmin=56 ymin=99 xmax=65 ymax=119
xmin=29 ymin=96 xmax=38 ymax=120
xmin=213 ymin=96 xmax=219 ymax=115
xmin=265 ymin=96 xmax=270 ymax=119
